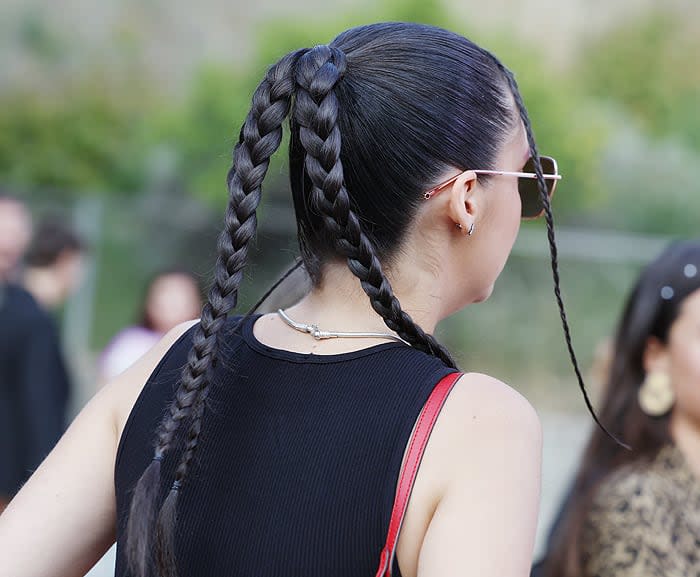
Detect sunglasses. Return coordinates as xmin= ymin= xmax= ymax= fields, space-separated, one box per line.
xmin=423 ymin=155 xmax=561 ymax=219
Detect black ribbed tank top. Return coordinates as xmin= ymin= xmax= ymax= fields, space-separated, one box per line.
xmin=114 ymin=315 xmax=453 ymax=577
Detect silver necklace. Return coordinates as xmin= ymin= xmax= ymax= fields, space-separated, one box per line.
xmin=277 ymin=309 xmax=409 ymax=345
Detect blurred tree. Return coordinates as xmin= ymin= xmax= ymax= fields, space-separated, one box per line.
xmin=154 ymin=0 xmax=452 ymax=206
xmin=0 ymin=86 xmax=149 ymax=195
xmin=149 ymin=66 xmax=252 ymax=204
xmin=484 ymin=33 xmax=610 ymax=216
xmin=582 ymin=11 xmax=700 ymax=152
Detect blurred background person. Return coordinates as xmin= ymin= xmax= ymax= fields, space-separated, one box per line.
xmin=0 ymin=217 xmax=85 ymax=513
xmin=98 ymin=269 xmax=202 ymax=382
xmin=0 ymin=194 xmax=32 ymax=512
xmin=0 ymin=194 xmax=32 ymax=283
xmin=23 ymin=218 xmax=87 ymax=312
xmin=534 ymin=239 xmax=700 ymax=577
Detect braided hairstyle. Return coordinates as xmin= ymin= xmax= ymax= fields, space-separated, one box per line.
xmin=126 ymin=22 xmax=597 ymax=577
xmin=125 ymin=47 xmax=309 ymax=577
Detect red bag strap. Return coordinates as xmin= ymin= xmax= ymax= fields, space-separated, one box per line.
xmin=374 ymin=371 xmax=463 ymax=577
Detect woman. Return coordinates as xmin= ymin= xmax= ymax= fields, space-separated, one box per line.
xmin=536 ymin=240 xmax=700 ymax=577
xmin=99 ymin=270 xmax=203 ymax=381
xmin=2 ymin=22 xmax=576 ymax=576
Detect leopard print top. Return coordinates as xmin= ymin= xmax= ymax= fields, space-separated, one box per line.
xmin=582 ymin=444 xmax=700 ymax=577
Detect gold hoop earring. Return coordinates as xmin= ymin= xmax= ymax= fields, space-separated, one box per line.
xmin=638 ymin=371 xmax=674 ymax=416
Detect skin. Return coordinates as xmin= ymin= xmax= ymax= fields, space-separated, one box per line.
xmin=0 ymin=121 xmax=542 ymax=577
xmin=645 ymin=288 xmax=700 ymax=478
xmin=0 ymin=198 xmax=32 ymax=282
xmin=144 ymin=273 xmax=202 ymax=334
xmin=23 ymin=250 xmax=85 ymax=310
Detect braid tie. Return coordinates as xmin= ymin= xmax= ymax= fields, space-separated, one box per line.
xmin=294 ymin=46 xmax=457 ymax=368
xmin=496 ymin=62 xmax=629 ymax=449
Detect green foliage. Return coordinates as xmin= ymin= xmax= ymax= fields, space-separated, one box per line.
xmin=484 ymin=34 xmax=611 ymax=215
xmin=165 ymin=0 xmax=454 ymax=207
xmin=149 ymin=66 xmax=253 ymax=204
xmin=582 ymin=11 xmax=700 ymax=151
xmin=253 ymin=0 xmax=450 ymax=62
xmin=0 ymin=84 xmax=149 ymax=195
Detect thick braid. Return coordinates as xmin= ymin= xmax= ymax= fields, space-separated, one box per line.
xmin=125 ymin=48 xmax=308 ymax=577
xmin=155 ymin=48 xmax=311 ymax=577
xmin=495 ymin=62 xmax=629 ymax=449
xmin=160 ymin=49 xmax=303 ymax=463
xmin=294 ymin=46 xmax=457 ymax=369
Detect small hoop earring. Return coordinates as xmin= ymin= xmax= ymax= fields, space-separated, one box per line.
xmin=455 ymin=222 xmax=475 ymax=236
xmin=638 ymin=371 xmax=674 ymax=416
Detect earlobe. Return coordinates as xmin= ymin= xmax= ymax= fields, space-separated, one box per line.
xmin=446 ymin=170 xmax=478 ymax=236
xmin=643 ymin=336 xmax=669 ymax=374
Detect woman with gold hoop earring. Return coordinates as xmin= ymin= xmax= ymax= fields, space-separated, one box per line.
xmin=534 ymin=239 xmax=700 ymax=577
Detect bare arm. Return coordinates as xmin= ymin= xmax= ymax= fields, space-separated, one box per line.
xmin=0 ymin=321 xmax=197 ymax=577
xmin=406 ymin=373 xmax=542 ymax=577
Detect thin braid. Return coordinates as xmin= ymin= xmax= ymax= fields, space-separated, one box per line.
xmin=496 ymin=63 xmax=629 ymax=449
xmin=125 ymin=48 xmax=308 ymax=577
xmin=294 ymin=46 xmax=457 ymax=369
xmin=246 ymin=258 xmax=305 ymax=315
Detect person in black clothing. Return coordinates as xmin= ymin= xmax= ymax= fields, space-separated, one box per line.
xmin=0 ymin=284 xmax=72 ymax=509
xmin=0 ymin=219 xmax=85 ymax=512
xmin=23 ymin=219 xmax=86 ymax=312
xmin=0 ymin=194 xmax=34 ymax=512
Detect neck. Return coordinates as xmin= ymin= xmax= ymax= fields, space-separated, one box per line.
xmin=287 ymin=260 xmax=444 ymax=337
xmin=670 ymin=411 xmax=700 ymax=479
xmin=23 ymin=268 xmax=62 ymax=310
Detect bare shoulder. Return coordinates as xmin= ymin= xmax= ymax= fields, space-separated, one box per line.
xmin=401 ymin=372 xmax=542 ymax=577
xmin=439 ymin=371 xmax=542 ymax=441
xmin=104 ymin=319 xmax=199 ymax=441
xmin=420 ymin=371 xmax=542 ymax=496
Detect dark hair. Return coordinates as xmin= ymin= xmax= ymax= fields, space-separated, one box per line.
xmin=25 ymin=218 xmax=85 ymax=267
xmin=541 ymin=239 xmax=700 ymax=577
xmin=125 ymin=22 xmax=587 ymax=577
xmin=138 ymin=269 xmax=202 ymax=331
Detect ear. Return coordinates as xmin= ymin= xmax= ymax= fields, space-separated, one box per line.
xmin=643 ymin=336 xmax=670 ymax=374
xmin=446 ymin=170 xmax=478 ymax=237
